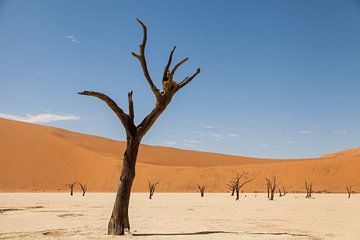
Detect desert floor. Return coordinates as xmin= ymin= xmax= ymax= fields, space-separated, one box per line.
xmin=0 ymin=193 xmax=358 ymax=240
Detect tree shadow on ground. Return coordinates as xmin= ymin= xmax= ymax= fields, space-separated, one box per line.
xmin=133 ymin=230 xmax=236 ymax=236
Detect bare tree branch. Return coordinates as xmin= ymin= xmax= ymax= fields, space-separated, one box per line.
xmin=128 ymin=91 xmax=134 ymax=122
xmin=239 ymin=179 xmax=253 ymax=189
xmin=131 ymin=18 xmax=161 ymax=99
xmin=170 ymin=57 xmax=189 ymax=79
xmin=78 ymin=91 xmax=134 ymax=135
xmin=163 ymin=46 xmax=176 ymax=83
xmin=177 ymin=68 xmax=201 ymax=90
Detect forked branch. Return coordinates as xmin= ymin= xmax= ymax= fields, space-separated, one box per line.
xmin=149 ymin=182 xmax=158 ymax=199
xmin=78 ymin=91 xmax=134 ymax=135
xmin=266 ymin=176 xmax=277 ymax=200
xmin=198 ymin=185 xmax=205 ymax=197
xmin=131 ymin=18 xmax=161 ymax=99
xmin=66 ymin=181 xmax=77 ymax=196
xmin=79 ymin=183 xmax=87 ymax=196
xmin=279 ymin=186 xmax=287 ymax=197
xmin=346 ymin=185 xmax=352 ymax=199
xmin=305 ymin=181 xmax=313 ymax=198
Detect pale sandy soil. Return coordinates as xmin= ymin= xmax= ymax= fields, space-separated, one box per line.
xmin=0 ymin=193 xmax=359 ymax=240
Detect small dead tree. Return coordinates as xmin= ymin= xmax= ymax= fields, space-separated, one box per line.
xmin=305 ymin=181 xmax=313 ymax=198
xmin=66 ymin=181 xmax=77 ymax=196
xmin=228 ymin=174 xmax=253 ymax=200
xmin=265 ymin=177 xmax=277 ymax=200
xmin=227 ymin=180 xmax=236 ymax=196
xmin=267 ymin=182 xmax=270 ymax=198
xmin=198 ymin=185 xmax=205 ymax=197
xmin=79 ymin=183 xmax=87 ymax=196
xmin=79 ymin=18 xmax=200 ymax=235
xmin=279 ymin=186 xmax=287 ymax=197
xmin=346 ymin=186 xmax=352 ymax=198
xmin=148 ymin=182 xmax=158 ymax=199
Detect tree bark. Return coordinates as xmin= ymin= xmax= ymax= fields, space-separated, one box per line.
xmin=80 ymin=18 xmax=200 ymax=236
xmin=108 ymin=138 xmax=140 ymax=235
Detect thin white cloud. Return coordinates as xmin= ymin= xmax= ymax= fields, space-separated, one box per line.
xmin=164 ymin=140 xmax=177 ymax=146
xmin=242 ymin=128 xmax=251 ymax=132
xmin=285 ymin=140 xmax=295 ymax=144
xmin=200 ymin=125 xmax=222 ymax=129
xmin=332 ymin=130 xmax=348 ymax=135
xmin=226 ymin=133 xmax=239 ymax=138
xmin=209 ymin=133 xmax=223 ymax=140
xmin=184 ymin=139 xmax=201 ymax=144
xmin=0 ymin=113 xmax=80 ymax=123
xmin=65 ymin=35 xmax=80 ymax=44
xmin=298 ymin=130 xmax=312 ymax=135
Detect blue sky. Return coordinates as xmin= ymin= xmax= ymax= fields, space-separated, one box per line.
xmin=0 ymin=0 xmax=359 ymax=158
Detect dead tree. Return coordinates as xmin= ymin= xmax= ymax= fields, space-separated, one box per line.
xmin=265 ymin=177 xmax=277 ymax=200
xmin=148 ymin=182 xmax=158 ymax=199
xmin=198 ymin=185 xmax=205 ymax=197
xmin=79 ymin=183 xmax=87 ymax=196
xmin=79 ymin=18 xmax=201 ymax=235
xmin=305 ymin=181 xmax=313 ymax=198
xmin=228 ymin=174 xmax=253 ymax=200
xmin=267 ymin=182 xmax=270 ymax=198
xmin=227 ymin=180 xmax=236 ymax=196
xmin=66 ymin=181 xmax=77 ymax=196
xmin=279 ymin=186 xmax=287 ymax=197
xmin=346 ymin=186 xmax=352 ymax=198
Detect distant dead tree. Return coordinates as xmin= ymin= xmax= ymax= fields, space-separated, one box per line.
xmin=346 ymin=186 xmax=352 ymax=198
xmin=267 ymin=182 xmax=270 ymax=198
xmin=198 ymin=185 xmax=205 ymax=197
xmin=79 ymin=18 xmax=200 ymax=235
xmin=227 ymin=180 xmax=236 ymax=196
xmin=79 ymin=183 xmax=87 ymax=196
xmin=228 ymin=174 xmax=253 ymax=200
xmin=66 ymin=181 xmax=77 ymax=196
xmin=265 ymin=177 xmax=277 ymax=200
xmin=279 ymin=186 xmax=287 ymax=197
xmin=148 ymin=182 xmax=158 ymax=199
xmin=305 ymin=181 xmax=313 ymax=198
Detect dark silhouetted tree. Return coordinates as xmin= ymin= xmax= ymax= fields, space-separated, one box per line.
xmin=228 ymin=174 xmax=253 ymax=200
xmin=346 ymin=186 xmax=352 ymax=199
xmin=66 ymin=181 xmax=77 ymax=196
xmin=148 ymin=182 xmax=158 ymax=199
xmin=79 ymin=18 xmax=201 ymax=235
xmin=266 ymin=177 xmax=277 ymax=200
xmin=305 ymin=181 xmax=313 ymax=198
xmin=198 ymin=185 xmax=205 ymax=197
xmin=279 ymin=186 xmax=287 ymax=197
xmin=79 ymin=183 xmax=87 ymax=196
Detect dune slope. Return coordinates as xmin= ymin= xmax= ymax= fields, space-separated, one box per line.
xmin=0 ymin=118 xmax=359 ymax=192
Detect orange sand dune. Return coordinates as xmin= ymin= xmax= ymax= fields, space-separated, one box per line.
xmin=0 ymin=118 xmax=359 ymax=193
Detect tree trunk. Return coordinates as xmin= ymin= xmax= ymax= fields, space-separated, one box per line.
xmin=235 ymin=189 xmax=240 ymax=200
xmin=108 ymin=138 xmax=139 ymax=235
xmin=70 ymin=187 xmax=73 ymax=196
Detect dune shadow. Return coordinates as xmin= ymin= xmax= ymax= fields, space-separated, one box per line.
xmin=133 ymin=230 xmax=237 ymax=237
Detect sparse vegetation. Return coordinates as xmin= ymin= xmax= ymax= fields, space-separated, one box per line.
xmin=305 ymin=181 xmax=313 ymax=198
xmin=79 ymin=183 xmax=87 ymax=196
xmin=346 ymin=186 xmax=352 ymax=198
xmin=66 ymin=181 xmax=77 ymax=196
xmin=279 ymin=186 xmax=287 ymax=197
xmin=198 ymin=185 xmax=205 ymax=197
xmin=265 ymin=177 xmax=277 ymax=200
xmin=148 ymin=182 xmax=158 ymax=199
xmin=228 ymin=174 xmax=253 ymax=200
